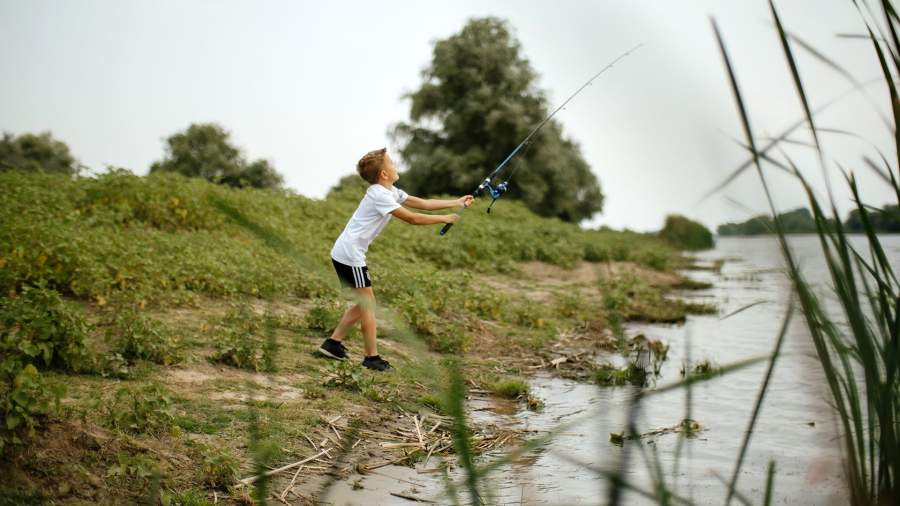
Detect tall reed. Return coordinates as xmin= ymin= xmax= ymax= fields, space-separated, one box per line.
xmin=711 ymin=1 xmax=899 ymax=503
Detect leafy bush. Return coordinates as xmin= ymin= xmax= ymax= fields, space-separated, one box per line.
xmin=303 ymin=298 xmax=343 ymax=333
xmin=510 ymin=300 xmax=550 ymax=329
xmin=0 ymin=287 xmax=87 ymax=453
xmin=595 ymin=363 xmax=646 ymax=386
xmin=0 ymin=364 xmax=64 ymax=455
xmin=487 ymin=377 xmax=529 ymax=399
xmin=680 ymin=359 xmax=722 ymax=380
xmin=77 ymin=169 xmax=226 ymax=232
xmin=105 ymin=451 xmax=160 ymax=485
xmin=0 ymin=286 xmax=89 ymax=371
xmin=658 ymin=214 xmax=714 ymax=251
xmin=191 ymin=442 xmax=239 ymax=489
xmin=210 ymin=305 xmax=278 ymax=372
xmin=108 ymin=308 xmax=182 ymax=365
xmin=323 ymin=361 xmax=373 ymax=392
xmin=106 ymin=384 xmax=176 ymax=435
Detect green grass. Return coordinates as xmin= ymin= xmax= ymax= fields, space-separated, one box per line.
xmin=0 ymin=168 xmax=680 ymax=357
xmin=486 ymin=377 xmax=530 ymax=399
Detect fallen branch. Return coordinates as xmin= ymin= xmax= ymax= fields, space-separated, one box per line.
xmin=389 ymin=491 xmax=436 ymax=503
xmin=237 ymin=449 xmax=329 ymax=486
xmin=413 ymin=415 xmax=424 ymax=448
xmin=279 ymin=465 xmax=305 ymax=502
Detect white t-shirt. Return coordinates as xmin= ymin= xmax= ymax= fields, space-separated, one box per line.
xmin=331 ymin=184 xmax=409 ymax=266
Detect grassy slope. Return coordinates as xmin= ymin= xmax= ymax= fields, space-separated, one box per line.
xmin=0 ymin=170 xmax=706 ymax=504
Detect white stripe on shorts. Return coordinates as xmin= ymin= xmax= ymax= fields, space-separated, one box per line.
xmin=354 ymin=266 xmax=362 ymax=288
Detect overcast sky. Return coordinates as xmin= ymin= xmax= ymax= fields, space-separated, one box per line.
xmin=1 ymin=1 xmax=895 ymax=231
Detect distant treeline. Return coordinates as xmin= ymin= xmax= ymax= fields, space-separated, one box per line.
xmin=0 ymin=125 xmax=284 ymax=190
xmin=717 ymin=206 xmax=900 ymax=235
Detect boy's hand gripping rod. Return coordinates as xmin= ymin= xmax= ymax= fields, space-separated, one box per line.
xmin=440 ymin=43 xmax=643 ymax=236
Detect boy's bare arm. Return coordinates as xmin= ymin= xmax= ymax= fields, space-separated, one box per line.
xmin=404 ymin=195 xmax=473 ymax=211
xmin=391 ymin=207 xmax=460 ymax=226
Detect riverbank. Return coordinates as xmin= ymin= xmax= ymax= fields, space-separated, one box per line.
xmin=0 ymin=170 xmax=718 ymax=504
xmin=0 ymin=259 xmax=712 ymax=505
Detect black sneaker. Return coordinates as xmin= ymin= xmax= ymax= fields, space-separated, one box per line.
xmin=362 ymin=355 xmax=392 ymax=371
xmin=318 ymin=338 xmax=348 ymax=360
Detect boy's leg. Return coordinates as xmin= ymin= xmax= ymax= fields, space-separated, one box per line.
xmin=329 ymin=304 xmax=363 ymax=342
xmin=354 ymin=287 xmax=378 ymax=357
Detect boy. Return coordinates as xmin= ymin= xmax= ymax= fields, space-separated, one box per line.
xmin=319 ymin=148 xmax=474 ymax=371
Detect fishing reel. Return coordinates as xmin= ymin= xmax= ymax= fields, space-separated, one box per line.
xmin=474 ymin=178 xmax=509 ymax=214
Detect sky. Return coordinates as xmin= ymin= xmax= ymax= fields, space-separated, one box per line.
xmin=1 ymin=0 xmax=895 ymax=231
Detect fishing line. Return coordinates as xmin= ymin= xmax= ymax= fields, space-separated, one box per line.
xmin=441 ymin=42 xmax=644 ymax=235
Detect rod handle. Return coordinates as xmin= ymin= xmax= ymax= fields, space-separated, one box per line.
xmin=439 ymin=222 xmax=454 ymax=236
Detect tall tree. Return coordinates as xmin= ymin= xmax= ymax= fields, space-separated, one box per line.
xmin=150 ymin=123 xmax=283 ymax=189
xmin=0 ymin=131 xmax=79 ymax=175
xmin=391 ymin=17 xmax=604 ymax=222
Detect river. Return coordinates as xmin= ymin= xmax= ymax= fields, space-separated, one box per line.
xmin=324 ymin=234 xmax=900 ymax=505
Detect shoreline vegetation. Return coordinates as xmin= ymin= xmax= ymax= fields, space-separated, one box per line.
xmin=717 ymin=206 xmax=900 ymax=236
xmin=0 ymin=170 xmax=715 ymax=504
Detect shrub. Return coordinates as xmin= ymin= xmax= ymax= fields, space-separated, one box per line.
xmin=0 ymin=286 xmax=89 ymax=371
xmin=209 ymin=305 xmax=276 ymax=372
xmin=487 ymin=377 xmax=529 ymax=399
xmin=108 ymin=308 xmax=182 ymax=365
xmin=323 ymin=361 xmax=373 ymax=392
xmin=680 ymin=359 xmax=722 ymax=380
xmin=105 ymin=451 xmax=160 ymax=483
xmin=595 ymin=364 xmax=647 ymax=386
xmin=0 ymin=287 xmax=87 ymax=453
xmin=191 ymin=443 xmax=239 ymax=489
xmin=107 ymin=384 xmax=176 ymax=435
xmin=303 ymin=298 xmax=343 ymax=333
xmin=658 ymin=214 xmax=714 ymax=251
xmin=0 ymin=364 xmax=64 ymax=455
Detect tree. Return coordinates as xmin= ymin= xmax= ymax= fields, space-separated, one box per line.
xmin=659 ymin=214 xmax=714 ymax=251
xmin=0 ymin=131 xmax=79 ymax=175
xmin=150 ymin=123 xmax=283 ymax=189
xmin=845 ymin=204 xmax=900 ymax=233
xmin=717 ymin=207 xmax=837 ymax=235
xmin=391 ymin=17 xmax=603 ymax=222
xmin=328 ymin=173 xmax=369 ymax=198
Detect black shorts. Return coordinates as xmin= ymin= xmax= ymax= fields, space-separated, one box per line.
xmin=332 ymin=258 xmax=371 ymax=289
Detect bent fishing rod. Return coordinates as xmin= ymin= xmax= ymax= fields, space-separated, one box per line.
xmin=440 ymin=43 xmax=644 ymax=236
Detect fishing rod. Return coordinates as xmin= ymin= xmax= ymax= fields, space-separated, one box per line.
xmin=440 ymin=43 xmax=644 ymax=236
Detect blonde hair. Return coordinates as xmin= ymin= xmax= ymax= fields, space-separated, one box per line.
xmin=357 ymin=148 xmax=387 ymax=184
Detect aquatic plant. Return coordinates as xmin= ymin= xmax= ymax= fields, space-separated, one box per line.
xmin=710 ymin=1 xmax=899 ymax=502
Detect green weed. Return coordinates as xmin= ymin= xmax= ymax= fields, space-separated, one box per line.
xmin=595 ymin=364 xmax=647 ymax=387
xmin=159 ymin=489 xmax=215 ymax=506
xmin=303 ymin=297 xmax=343 ymax=333
xmin=107 ymin=308 xmax=182 ymax=365
xmin=209 ymin=304 xmax=277 ymax=372
xmin=680 ymin=359 xmax=723 ymax=380
xmin=323 ymin=361 xmax=373 ymax=392
xmin=106 ymin=384 xmax=176 ymax=435
xmin=190 ymin=442 xmax=239 ymax=489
